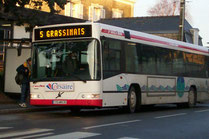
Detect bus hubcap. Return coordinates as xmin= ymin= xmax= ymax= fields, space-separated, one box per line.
xmin=188 ymin=89 xmax=195 ymax=106
xmin=130 ymin=91 xmax=136 ymax=110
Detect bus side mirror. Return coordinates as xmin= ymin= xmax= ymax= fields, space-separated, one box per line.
xmin=17 ymin=43 xmax=22 ymax=56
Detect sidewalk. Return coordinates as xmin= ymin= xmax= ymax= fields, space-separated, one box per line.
xmin=0 ymin=92 xmax=67 ymax=114
xmin=0 ymin=103 xmax=68 ymax=114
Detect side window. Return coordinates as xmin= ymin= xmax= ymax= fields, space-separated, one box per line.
xmin=102 ymin=38 xmax=121 ymax=78
xmin=173 ymin=50 xmax=185 ymax=76
xmin=196 ymin=55 xmax=206 ymax=77
xmin=108 ymin=41 xmax=121 ymax=71
xmin=184 ymin=53 xmax=195 ymax=76
xmin=141 ymin=45 xmax=156 ymax=74
xmin=124 ymin=42 xmax=138 ymax=73
xmin=136 ymin=44 xmax=143 ymax=73
xmin=156 ymin=47 xmax=172 ymax=75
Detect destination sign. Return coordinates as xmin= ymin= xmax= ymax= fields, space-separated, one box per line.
xmin=34 ymin=25 xmax=92 ymax=41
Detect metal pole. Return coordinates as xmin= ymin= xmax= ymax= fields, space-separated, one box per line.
xmin=179 ymin=0 xmax=185 ymax=41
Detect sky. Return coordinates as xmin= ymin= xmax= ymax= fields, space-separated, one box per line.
xmin=134 ymin=0 xmax=209 ymax=46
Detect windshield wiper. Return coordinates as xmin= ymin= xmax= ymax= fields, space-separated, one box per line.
xmin=32 ymin=77 xmax=62 ymax=83
xmin=32 ymin=76 xmax=86 ymax=83
xmin=32 ymin=77 xmax=50 ymax=83
xmin=70 ymin=74 xmax=87 ymax=83
xmin=32 ymin=75 xmax=87 ymax=83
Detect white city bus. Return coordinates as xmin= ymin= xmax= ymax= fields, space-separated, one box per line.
xmin=30 ymin=22 xmax=209 ymax=113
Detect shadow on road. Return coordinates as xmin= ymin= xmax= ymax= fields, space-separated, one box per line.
xmin=36 ymin=103 xmax=209 ymax=118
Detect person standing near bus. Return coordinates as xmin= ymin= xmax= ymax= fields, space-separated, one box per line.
xmin=16 ymin=58 xmax=32 ymax=108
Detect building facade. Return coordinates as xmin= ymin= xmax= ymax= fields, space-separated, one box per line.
xmin=27 ymin=0 xmax=136 ymax=21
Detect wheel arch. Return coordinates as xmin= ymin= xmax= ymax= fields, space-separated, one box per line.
xmin=129 ymin=83 xmax=141 ymax=95
xmin=189 ymin=85 xmax=197 ymax=106
xmin=129 ymin=83 xmax=142 ymax=106
xmin=190 ymin=85 xmax=197 ymax=92
xmin=126 ymin=83 xmax=142 ymax=112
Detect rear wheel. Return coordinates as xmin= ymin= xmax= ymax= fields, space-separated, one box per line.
xmin=188 ymin=87 xmax=196 ymax=108
xmin=177 ymin=87 xmax=197 ymax=108
xmin=127 ymin=87 xmax=137 ymax=113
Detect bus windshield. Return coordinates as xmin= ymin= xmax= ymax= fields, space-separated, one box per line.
xmin=32 ymin=39 xmax=101 ymax=82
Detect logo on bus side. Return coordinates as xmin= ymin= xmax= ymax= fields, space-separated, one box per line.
xmin=116 ymin=84 xmax=130 ymax=91
xmin=177 ymin=77 xmax=185 ymax=97
xmin=46 ymin=83 xmax=74 ymax=92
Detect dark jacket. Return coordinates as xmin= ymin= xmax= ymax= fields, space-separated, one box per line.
xmin=16 ymin=64 xmax=30 ymax=83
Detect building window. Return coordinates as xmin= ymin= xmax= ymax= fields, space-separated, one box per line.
xmin=65 ymin=1 xmax=83 ymax=19
xmin=0 ymin=30 xmax=4 ymax=66
xmin=112 ymin=9 xmax=123 ymax=18
xmin=0 ymin=29 xmax=11 ymax=71
xmin=89 ymin=4 xmax=105 ymax=21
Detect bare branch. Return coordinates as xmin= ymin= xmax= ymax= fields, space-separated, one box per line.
xmin=147 ymin=0 xmax=191 ymax=21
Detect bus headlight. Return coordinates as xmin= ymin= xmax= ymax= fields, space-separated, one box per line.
xmin=81 ymin=94 xmax=100 ymax=99
xmin=31 ymin=94 xmax=40 ymax=99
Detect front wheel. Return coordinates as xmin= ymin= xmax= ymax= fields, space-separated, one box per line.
xmin=127 ymin=87 xmax=137 ymax=113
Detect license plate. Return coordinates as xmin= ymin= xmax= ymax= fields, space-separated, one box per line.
xmin=53 ymin=100 xmax=67 ymax=104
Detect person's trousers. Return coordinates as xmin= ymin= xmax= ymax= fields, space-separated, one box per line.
xmin=20 ymin=83 xmax=30 ymax=103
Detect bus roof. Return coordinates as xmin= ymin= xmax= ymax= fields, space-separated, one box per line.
xmin=33 ymin=22 xmax=209 ymax=56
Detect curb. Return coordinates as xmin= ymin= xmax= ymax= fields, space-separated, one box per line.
xmin=0 ymin=106 xmax=69 ymax=114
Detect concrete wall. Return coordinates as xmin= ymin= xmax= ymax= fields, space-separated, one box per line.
xmin=13 ymin=25 xmax=30 ymax=39
xmin=4 ymin=24 xmax=31 ymax=94
xmin=4 ymin=48 xmax=31 ymax=93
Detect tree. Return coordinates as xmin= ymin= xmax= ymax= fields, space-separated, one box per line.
xmin=1 ymin=0 xmax=67 ymax=14
xmin=0 ymin=0 xmax=68 ymax=31
xmin=147 ymin=0 xmax=191 ymax=21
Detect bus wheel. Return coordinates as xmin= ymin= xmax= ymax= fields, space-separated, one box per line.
xmin=188 ymin=87 xmax=197 ymax=108
xmin=127 ymin=87 xmax=137 ymax=113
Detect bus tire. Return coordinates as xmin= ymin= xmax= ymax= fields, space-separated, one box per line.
xmin=126 ymin=87 xmax=137 ymax=113
xmin=187 ymin=87 xmax=197 ymax=108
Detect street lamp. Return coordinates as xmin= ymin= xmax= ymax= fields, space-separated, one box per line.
xmin=179 ymin=0 xmax=185 ymax=41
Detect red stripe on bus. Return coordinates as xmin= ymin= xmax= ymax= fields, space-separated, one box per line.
xmin=178 ymin=45 xmax=208 ymax=53
xmin=131 ymin=34 xmax=170 ymax=46
xmin=101 ymin=29 xmax=124 ymax=37
xmin=30 ymin=99 xmax=103 ymax=107
xmin=101 ymin=29 xmax=209 ymax=54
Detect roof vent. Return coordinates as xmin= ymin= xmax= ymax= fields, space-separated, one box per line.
xmin=124 ymin=30 xmax=130 ymax=39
